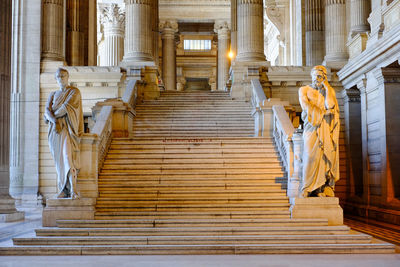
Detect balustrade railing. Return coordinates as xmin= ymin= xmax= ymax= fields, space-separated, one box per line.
xmin=250 ymin=78 xmax=303 ymax=198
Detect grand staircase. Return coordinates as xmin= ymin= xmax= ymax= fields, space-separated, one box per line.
xmin=1 ymin=90 xmax=395 ymax=255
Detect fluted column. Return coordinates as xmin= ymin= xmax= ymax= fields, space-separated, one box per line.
xmin=100 ymin=4 xmax=125 ymax=66
xmin=41 ymin=0 xmax=65 ymax=61
xmin=305 ymin=0 xmax=325 ymax=66
xmin=123 ymin=0 xmax=154 ymax=64
xmin=66 ymin=0 xmax=84 ymax=65
xmin=0 ymin=0 xmax=24 ymax=222
xmin=324 ymin=0 xmax=348 ymax=69
xmin=349 ymin=0 xmax=370 ymax=36
xmin=160 ymin=21 xmax=178 ymax=91
xmin=152 ymin=0 xmax=159 ymax=66
xmin=236 ymin=0 xmax=265 ymax=62
xmin=215 ymin=22 xmax=231 ymax=91
xmin=231 ymin=0 xmax=238 ymax=57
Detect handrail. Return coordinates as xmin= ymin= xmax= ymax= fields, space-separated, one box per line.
xmin=122 ymin=79 xmax=138 ymax=109
xmin=91 ymin=106 xmax=113 ymax=171
xmin=272 ymin=105 xmax=303 ymax=198
xmin=251 ymin=79 xmax=267 ymax=109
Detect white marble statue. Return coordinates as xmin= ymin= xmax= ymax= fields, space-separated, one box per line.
xmin=299 ymin=65 xmax=340 ymax=197
xmin=44 ymin=68 xmax=84 ymax=199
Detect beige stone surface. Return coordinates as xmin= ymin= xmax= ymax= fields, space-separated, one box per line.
xmin=290 ymin=197 xmax=344 ymax=226
xmin=42 ymin=198 xmax=96 ymax=227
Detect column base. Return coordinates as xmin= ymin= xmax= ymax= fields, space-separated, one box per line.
xmin=323 ymin=53 xmax=348 ymax=70
xmin=230 ymin=61 xmax=269 ymax=100
xmin=290 ymin=197 xmax=343 ymax=226
xmin=42 ymin=198 xmax=95 ymax=227
xmin=0 ymin=198 xmax=25 ymax=222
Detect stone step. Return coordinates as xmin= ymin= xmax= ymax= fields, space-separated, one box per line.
xmin=95 ymin=198 xmax=289 ymax=207
xmin=34 ymin=225 xmax=351 ymax=237
xmin=113 ymin=137 xmax=273 ymax=141
xmin=95 ymin=203 xmax=291 ymax=212
xmin=101 ymin=163 xmax=282 ymax=170
xmin=2 ymin=243 xmax=394 ymax=255
xmin=54 ymin=218 xmax=325 ymax=228
xmin=131 ymin=134 xmax=255 ymax=137
xmin=99 ymin=169 xmax=285 ymax=175
xmin=107 ymin=147 xmax=277 ymax=153
xmin=12 ymin=234 xmax=373 ymax=246
xmin=104 ymin=153 xmax=279 ymax=159
xmin=94 ymin=210 xmax=291 ymax=220
xmin=98 ymin=192 xmax=287 ymax=198
xmin=102 ymin=158 xmax=280 ymax=164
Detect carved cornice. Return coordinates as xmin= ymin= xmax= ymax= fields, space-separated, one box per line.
xmin=159 ymin=20 xmax=179 ymax=31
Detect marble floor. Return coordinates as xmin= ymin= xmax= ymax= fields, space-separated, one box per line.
xmin=1 ymin=208 xmax=400 ymax=267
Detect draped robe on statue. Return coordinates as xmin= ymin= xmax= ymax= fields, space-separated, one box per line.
xmin=299 ymin=85 xmax=340 ymax=195
xmin=45 ymin=86 xmax=83 ymax=195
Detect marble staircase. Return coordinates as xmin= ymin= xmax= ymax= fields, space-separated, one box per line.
xmin=0 ymin=90 xmax=395 ymax=255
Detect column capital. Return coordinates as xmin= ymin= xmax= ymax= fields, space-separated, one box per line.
xmin=214 ymin=21 xmax=230 ymax=38
xmin=160 ymin=20 xmax=178 ymax=38
xmin=101 ymin=4 xmax=125 ymax=28
xmin=342 ymin=88 xmax=361 ymax=103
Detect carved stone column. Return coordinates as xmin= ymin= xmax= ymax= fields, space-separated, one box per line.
xmin=305 ymin=0 xmax=325 ymax=66
xmin=66 ymin=0 xmax=84 ymax=65
xmin=0 ymin=0 xmax=24 ymax=222
xmin=100 ymin=4 xmax=125 ymax=66
xmin=160 ymin=20 xmax=178 ymax=91
xmin=349 ymin=0 xmax=371 ymax=36
xmin=324 ymin=0 xmax=348 ymax=69
xmin=152 ymin=0 xmax=159 ymax=66
xmin=123 ymin=0 xmax=154 ymax=65
xmin=236 ymin=0 xmax=265 ymax=62
xmin=41 ymin=0 xmax=65 ymax=61
xmin=231 ymin=0 xmax=238 ymax=57
xmin=215 ymin=21 xmax=231 ymax=91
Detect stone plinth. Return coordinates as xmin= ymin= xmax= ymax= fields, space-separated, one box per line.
xmin=0 ymin=198 xmax=25 ymax=222
xmin=290 ymin=197 xmax=343 ymax=226
xmin=42 ymin=198 xmax=96 ymax=227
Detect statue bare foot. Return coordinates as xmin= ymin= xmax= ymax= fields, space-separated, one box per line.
xmin=317 ymin=192 xmax=326 ymax=197
xmin=56 ymin=192 xmax=67 ymax=198
xmin=70 ymin=192 xmax=80 ymax=199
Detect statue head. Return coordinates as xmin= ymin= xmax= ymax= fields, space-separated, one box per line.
xmin=311 ymin=65 xmax=327 ymax=88
xmin=55 ymin=68 xmax=69 ymax=89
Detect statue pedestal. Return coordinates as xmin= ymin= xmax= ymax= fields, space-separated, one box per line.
xmin=0 ymin=199 xmax=25 ymax=222
xmin=290 ymin=197 xmax=343 ymax=226
xmin=42 ymin=198 xmax=95 ymax=227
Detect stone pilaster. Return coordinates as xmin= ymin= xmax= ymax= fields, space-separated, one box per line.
xmin=100 ymin=4 xmax=125 ymax=66
xmin=324 ymin=0 xmax=348 ymax=69
xmin=349 ymin=0 xmax=371 ymax=36
xmin=41 ymin=0 xmax=65 ymax=61
xmin=160 ymin=20 xmax=178 ymax=91
xmin=366 ymin=0 xmax=384 ymax=47
xmin=215 ymin=21 xmax=231 ymax=91
xmin=0 ymin=0 xmax=24 ymax=222
xmin=231 ymin=0 xmax=238 ymax=57
xmin=122 ymin=0 xmax=154 ymax=65
xmin=236 ymin=0 xmax=265 ymax=62
xmin=305 ymin=0 xmax=325 ymax=66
